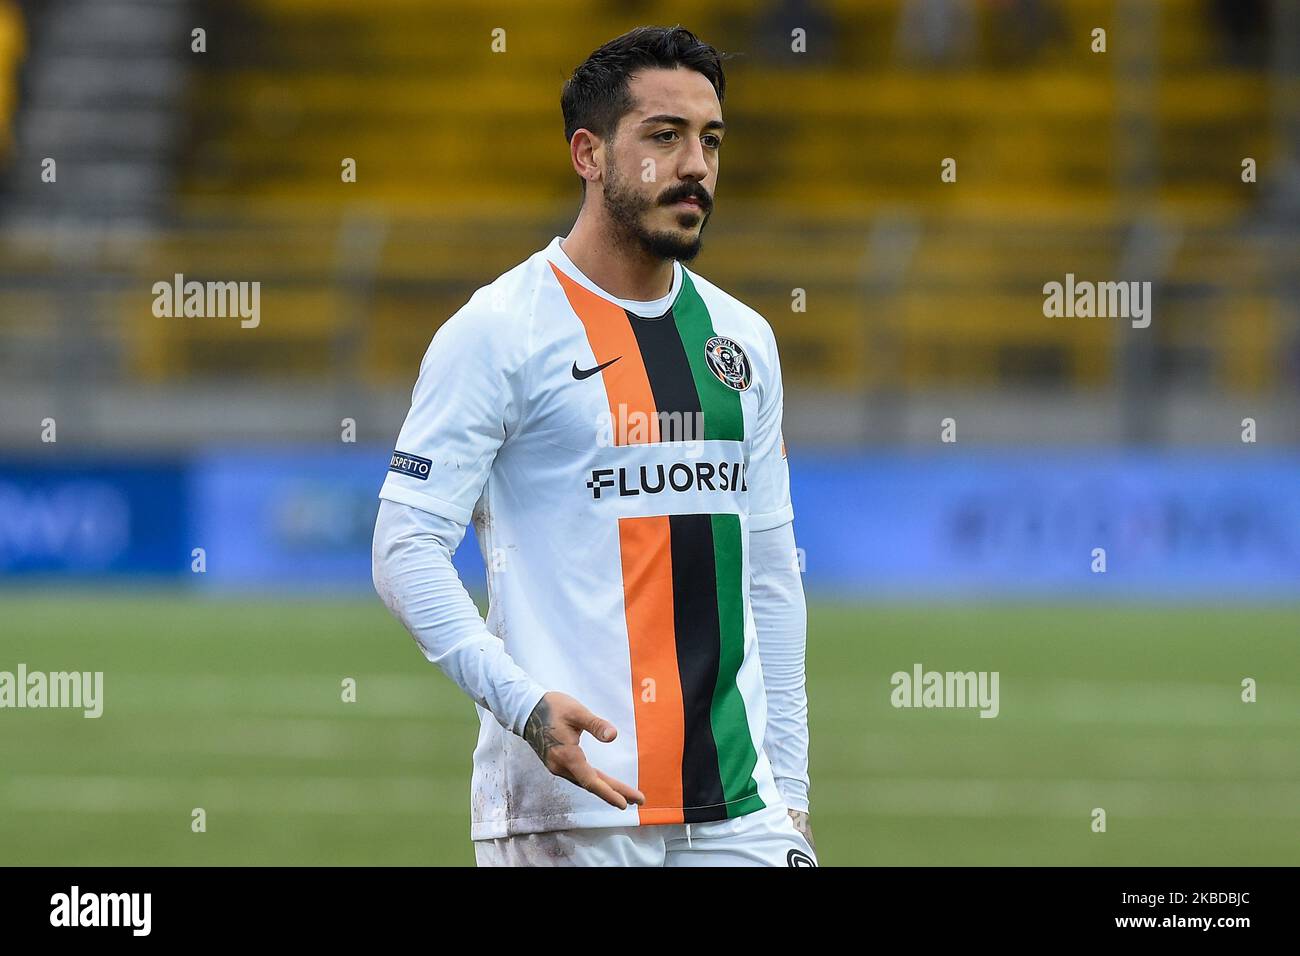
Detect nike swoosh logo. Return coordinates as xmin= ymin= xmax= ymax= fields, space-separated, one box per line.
xmin=572 ymin=356 xmax=622 ymax=380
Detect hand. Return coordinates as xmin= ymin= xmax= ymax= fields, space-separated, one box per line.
xmin=789 ymin=809 xmax=816 ymax=853
xmin=522 ymin=692 xmax=646 ymax=811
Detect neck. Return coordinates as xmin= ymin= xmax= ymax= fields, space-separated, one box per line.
xmin=561 ymin=213 xmax=675 ymax=302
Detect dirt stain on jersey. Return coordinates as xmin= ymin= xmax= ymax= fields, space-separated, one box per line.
xmin=501 ymin=732 xmax=577 ymax=836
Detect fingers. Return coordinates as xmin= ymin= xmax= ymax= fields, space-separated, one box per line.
xmin=566 ymin=701 xmax=617 ymax=743
xmin=554 ymin=750 xmax=644 ymax=810
xmin=537 ymin=695 xmax=640 ymax=809
xmin=789 ymin=809 xmax=816 ymax=852
xmin=568 ymin=755 xmax=630 ymax=810
xmin=596 ymin=769 xmax=645 ymax=807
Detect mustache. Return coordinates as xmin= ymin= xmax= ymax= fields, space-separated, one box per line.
xmin=660 ymin=186 xmax=711 ymax=210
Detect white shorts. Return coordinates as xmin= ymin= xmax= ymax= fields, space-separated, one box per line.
xmin=473 ymin=803 xmax=818 ymax=867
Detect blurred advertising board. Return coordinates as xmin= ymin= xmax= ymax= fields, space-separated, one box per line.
xmin=2 ymin=450 xmax=1296 ymax=598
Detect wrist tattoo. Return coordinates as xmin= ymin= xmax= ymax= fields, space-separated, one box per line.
xmin=523 ymin=698 xmax=563 ymax=764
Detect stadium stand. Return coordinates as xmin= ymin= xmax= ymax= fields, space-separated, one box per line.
xmin=0 ymin=0 xmax=1295 ymax=404
xmin=0 ymin=0 xmax=23 ymax=166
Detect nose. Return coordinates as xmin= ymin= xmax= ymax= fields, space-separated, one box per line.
xmin=677 ymin=136 xmax=710 ymax=187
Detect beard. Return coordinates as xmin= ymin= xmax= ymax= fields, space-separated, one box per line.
xmin=601 ymin=158 xmax=710 ymax=263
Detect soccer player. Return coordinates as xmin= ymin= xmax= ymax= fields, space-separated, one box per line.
xmin=372 ymin=25 xmax=814 ymax=867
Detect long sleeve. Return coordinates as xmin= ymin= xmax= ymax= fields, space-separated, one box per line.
xmin=742 ymin=313 xmax=808 ymax=810
xmin=372 ymin=497 xmax=548 ymax=737
xmin=750 ymin=518 xmax=810 ymax=813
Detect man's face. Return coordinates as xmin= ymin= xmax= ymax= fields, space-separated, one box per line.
xmin=598 ymin=67 xmax=722 ymax=263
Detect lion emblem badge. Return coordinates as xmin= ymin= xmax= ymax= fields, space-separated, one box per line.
xmin=703 ymin=335 xmax=752 ymax=391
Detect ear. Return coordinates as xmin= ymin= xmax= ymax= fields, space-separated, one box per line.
xmin=571 ymin=129 xmax=603 ymax=185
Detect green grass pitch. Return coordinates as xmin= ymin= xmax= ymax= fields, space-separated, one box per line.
xmin=1 ymin=591 xmax=1296 ymax=865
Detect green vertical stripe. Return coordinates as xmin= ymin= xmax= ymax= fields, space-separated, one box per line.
xmin=709 ymin=512 xmax=764 ymax=817
xmin=673 ymin=271 xmax=745 ymax=442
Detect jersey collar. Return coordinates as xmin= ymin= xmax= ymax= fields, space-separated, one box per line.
xmin=545 ymin=236 xmax=683 ymax=318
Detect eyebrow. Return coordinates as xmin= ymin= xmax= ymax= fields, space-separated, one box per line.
xmin=639 ymin=114 xmax=726 ymax=133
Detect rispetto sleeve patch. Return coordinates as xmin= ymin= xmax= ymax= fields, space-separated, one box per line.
xmin=388 ymin=450 xmax=432 ymax=480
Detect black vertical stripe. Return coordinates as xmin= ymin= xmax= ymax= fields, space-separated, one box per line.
xmin=668 ymin=512 xmax=727 ymax=821
xmin=624 ymin=308 xmax=702 ymax=443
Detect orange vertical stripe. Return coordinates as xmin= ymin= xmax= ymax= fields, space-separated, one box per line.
xmin=618 ymin=515 xmax=685 ymax=824
xmin=549 ymin=262 xmax=660 ymax=445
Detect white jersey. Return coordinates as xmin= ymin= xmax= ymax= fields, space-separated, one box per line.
xmin=379 ymin=236 xmax=794 ymax=839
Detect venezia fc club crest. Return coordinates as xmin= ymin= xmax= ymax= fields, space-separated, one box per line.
xmin=703 ymin=335 xmax=752 ymax=391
